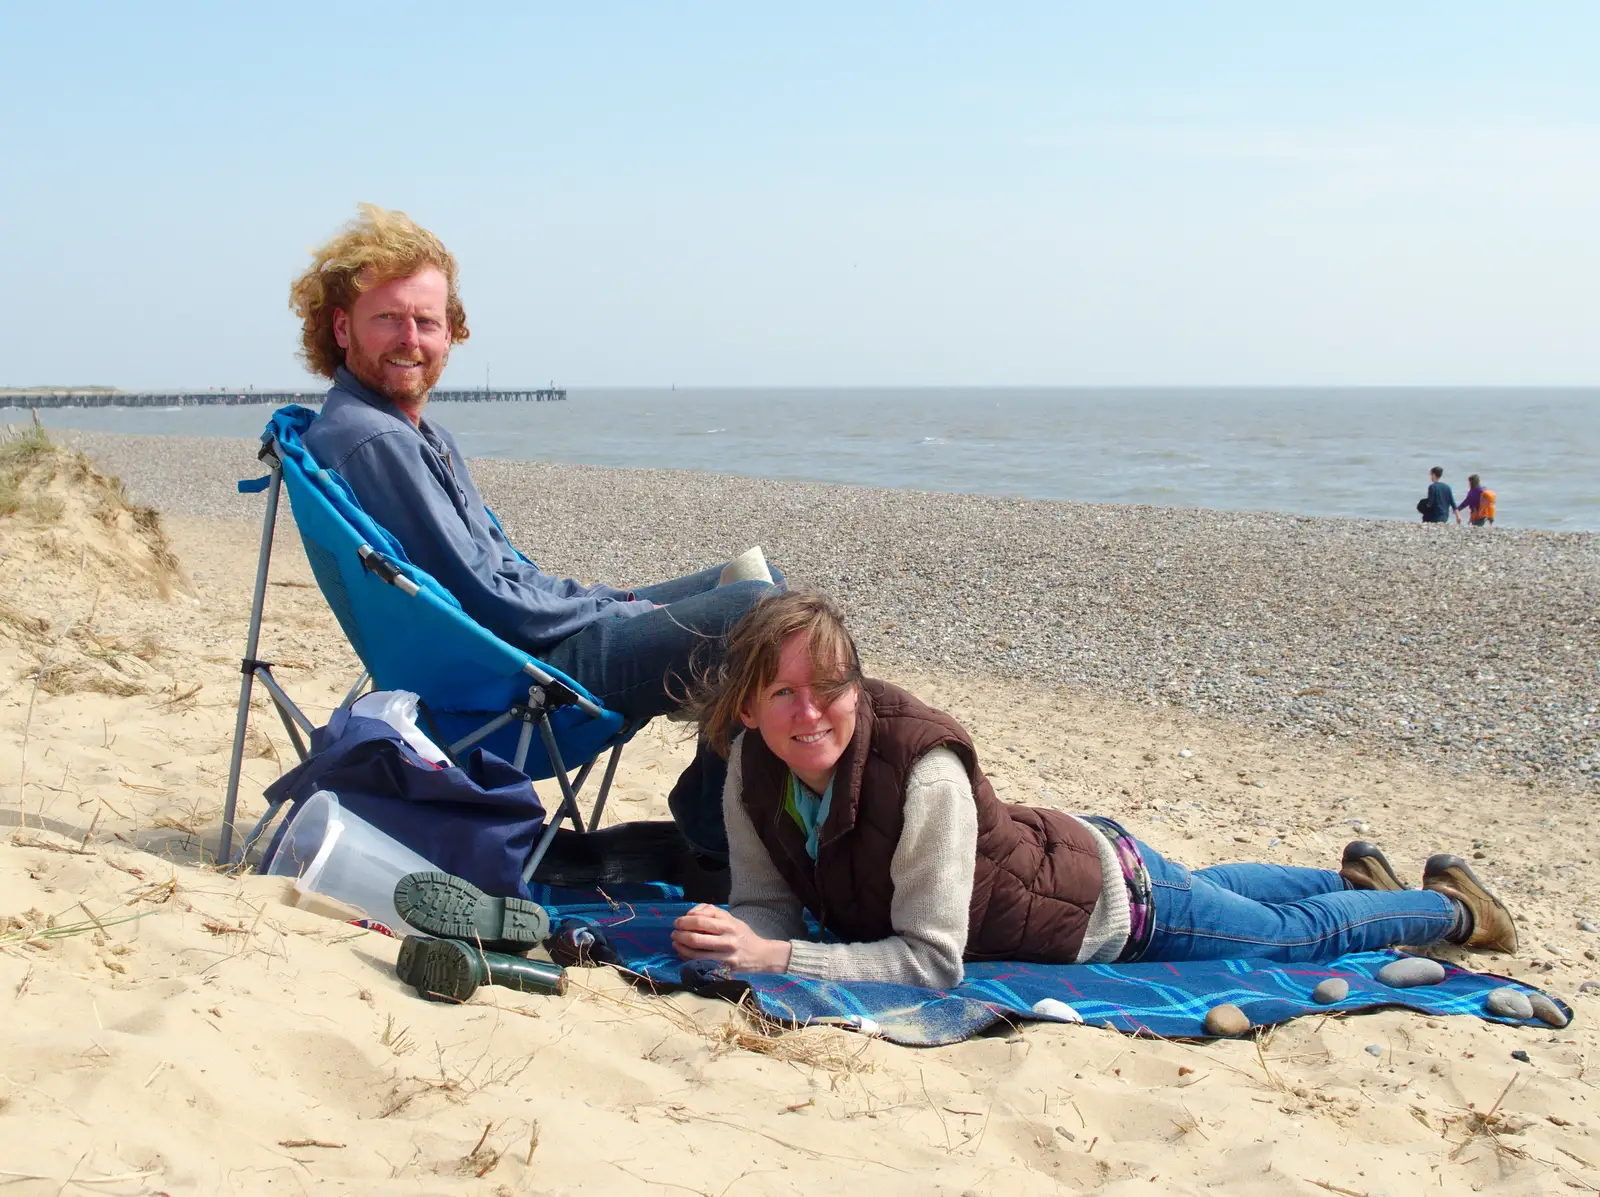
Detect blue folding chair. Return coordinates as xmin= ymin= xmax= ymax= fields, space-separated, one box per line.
xmin=220 ymin=405 xmax=633 ymax=876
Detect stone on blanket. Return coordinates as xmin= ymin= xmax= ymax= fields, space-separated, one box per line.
xmin=1528 ymin=993 xmax=1569 ymax=1028
xmin=1376 ymin=957 xmax=1447 ymax=988
xmin=1312 ymin=977 xmax=1350 ymax=1005
xmin=1485 ymin=988 xmax=1534 ymax=1021
xmin=1204 ymin=1003 xmax=1251 ymax=1037
xmin=1031 ymin=998 xmax=1084 ymax=1023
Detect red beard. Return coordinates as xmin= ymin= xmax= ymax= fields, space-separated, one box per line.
xmin=343 ymin=328 xmax=445 ymax=405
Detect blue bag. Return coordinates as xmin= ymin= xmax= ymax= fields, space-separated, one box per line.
xmin=261 ymin=708 xmax=547 ymax=898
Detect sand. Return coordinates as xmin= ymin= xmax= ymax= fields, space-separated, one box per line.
xmin=1 ymin=429 xmax=1598 ymax=1195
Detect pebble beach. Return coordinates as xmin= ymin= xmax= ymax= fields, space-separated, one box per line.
xmin=61 ymin=428 xmax=1600 ymax=791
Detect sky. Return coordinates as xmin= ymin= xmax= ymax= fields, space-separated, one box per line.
xmin=2 ymin=3 xmax=1597 ymax=389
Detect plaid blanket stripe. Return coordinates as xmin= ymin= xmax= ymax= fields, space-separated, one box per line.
xmin=536 ymin=891 xmax=1572 ymax=1048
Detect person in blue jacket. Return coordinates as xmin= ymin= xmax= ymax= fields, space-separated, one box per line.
xmin=291 ymin=205 xmax=780 ymax=860
xmin=1420 ymin=467 xmax=1456 ymax=524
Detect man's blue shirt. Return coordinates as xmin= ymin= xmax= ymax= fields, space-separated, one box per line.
xmin=302 ymin=368 xmax=652 ymax=653
xmin=1424 ymin=480 xmax=1456 ymax=523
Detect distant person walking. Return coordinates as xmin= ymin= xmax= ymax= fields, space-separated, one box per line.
xmin=1456 ymin=474 xmax=1496 ymax=527
xmin=1418 ymin=467 xmax=1455 ymax=524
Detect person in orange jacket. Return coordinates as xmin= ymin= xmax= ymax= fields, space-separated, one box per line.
xmin=1456 ymin=474 xmax=1496 ymax=526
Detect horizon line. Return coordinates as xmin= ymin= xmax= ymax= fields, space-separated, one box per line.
xmin=5 ymin=382 xmax=1600 ymax=395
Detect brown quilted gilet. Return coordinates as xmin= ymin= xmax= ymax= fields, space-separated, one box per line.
xmin=738 ymin=679 xmax=1103 ymax=963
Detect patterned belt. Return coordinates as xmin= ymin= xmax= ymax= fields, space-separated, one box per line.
xmin=1081 ymin=815 xmax=1154 ymax=962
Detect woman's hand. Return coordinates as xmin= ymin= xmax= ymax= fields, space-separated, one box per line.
xmin=671 ymin=904 xmax=793 ymax=973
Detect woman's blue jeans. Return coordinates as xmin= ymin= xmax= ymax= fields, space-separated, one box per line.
xmin=1128 ymin=841 xmax=1457 ymax=963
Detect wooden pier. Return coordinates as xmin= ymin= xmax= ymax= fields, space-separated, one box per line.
xmin=2 ymin=387 xmax=568 ymax=409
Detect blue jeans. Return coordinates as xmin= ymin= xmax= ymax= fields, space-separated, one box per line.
xmin=1129 ymin=841 xmax=1457 ymax=963
xmin=539 ymin=562 xmax=784 ymax=859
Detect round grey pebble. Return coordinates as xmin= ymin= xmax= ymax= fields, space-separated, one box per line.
xmin=1527 ymin=993 xmax=1569 ymax=1028
xmin=1580 ymin=980 xmax=1600 ymax=995
xmin=1364 ymin=1044 xmax=1383 ymax=1057
xmin=1312 ymin=977 xmax=1350 ymax=1005
xmin=1485 ymin=988 xmax=1534 ymax=1020
xmin=1376 ymin=957 xmax=1448 ymax=988
xmin=1580 ymin=920 xmax=1597 ymax=933
xmin=1204 ymin=1003 xmax=1251 ymax=1037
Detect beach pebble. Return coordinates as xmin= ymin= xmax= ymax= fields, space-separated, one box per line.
xmin=1580 ymin=920 xmax=1597 ymax=933
xmin=1364 ymin=1044 xmax=1383 ymax=1057
xmin=1377 ymin=957 xmax=1447 ymax=988
xmin=1178 ymin=748 xmax=1193 ymax=758
xmin=59 ymin=430 xmax=1600 ymax=793
xmin=1527 ymin=994 xmax=1569 ymax=1028
xmin=1204 ymin=1003 xmax=1251 ymax=1037
xmin=1511 ymin=1050 xmax=1532 ymax=1063
xmin=1312 ymin=978 xmax=1350 ymax=1005
xmin=1485 ymin=988 xmax=1534 ymax=1020
xmin=1031 ymin=998 xmax=1084 ymax=1023
xmin=1579 ymin=980 xmax=1600 ymax=995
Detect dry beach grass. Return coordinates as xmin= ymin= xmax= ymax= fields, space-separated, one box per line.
xmin=0 ymin=427 xmax=1597 ymax=1194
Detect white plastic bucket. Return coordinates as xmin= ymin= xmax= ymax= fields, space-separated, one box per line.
xmin=263 ymin=790 xmax=434 ymax=935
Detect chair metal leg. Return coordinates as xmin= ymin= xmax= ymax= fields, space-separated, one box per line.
xmin=520 ymin=739 xmax=627 ymax=884
xmin=521 ymin=715 xmax=590 ymax=881
xmin=221 ymin=465 xmax=283 ymax=864
xmin=339 ymin=668 xmax=371 ymax=710
xmin=524 ymin=810 xmax=564 ymax=881
xmin=253 ymin=667 xmax=316 ymax=735
xmin=537 ymin=718 xmax=585 ymax=834
xmin=449 ymin=711 xmax=517 ymax=757
xmin=567 ymin=757 xmax=597 ymax=801
xmin=512 ymin=717 xmax=535 ymax=774
xmin=588 ymin=742 xmax=624 ymax=830
xmin=272 ymin=697 xmax=310 ymax=762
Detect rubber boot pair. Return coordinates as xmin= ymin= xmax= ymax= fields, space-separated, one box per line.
xmin=391 ymin=871 xmax=566 ymax=1003
xmin=1340 ymin=841 xmax=1518 ymax=954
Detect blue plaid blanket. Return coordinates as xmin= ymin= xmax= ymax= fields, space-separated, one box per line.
xmin=534 ymin=886 xmax=1573 ymax=1047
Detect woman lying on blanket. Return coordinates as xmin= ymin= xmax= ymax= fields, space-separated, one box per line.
xmin=669 ymin=589 xmax=1518 ymax=989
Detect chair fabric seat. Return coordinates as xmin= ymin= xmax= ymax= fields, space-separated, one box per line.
xmin=268 ymin=405 xmax=628 ymax=780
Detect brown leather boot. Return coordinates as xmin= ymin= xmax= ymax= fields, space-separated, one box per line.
xmin=1423 ymin=855 xmax=1518 ymax=954
xmin=1339 ymin=841 xmax=1406 ymax=892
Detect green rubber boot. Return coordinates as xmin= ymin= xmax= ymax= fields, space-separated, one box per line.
xmin=396 ymin=936 xmax=568 ymax=1003
xmin=393 ymin=870 xmax=552 ymax=953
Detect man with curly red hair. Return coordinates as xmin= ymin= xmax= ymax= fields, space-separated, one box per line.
xmin=292 ymin=205 xmax=781 ymax=864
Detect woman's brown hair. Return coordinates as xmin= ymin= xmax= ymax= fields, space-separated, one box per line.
xmin=690 ymin=588 xmax=861 ymax=756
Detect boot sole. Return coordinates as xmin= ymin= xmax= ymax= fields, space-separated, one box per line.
xmin=1423 ymin=854 xmax=1518 ymax=954
xmin=394 ymin=871 xmax=551 ymax=953
xmin=396 ymin=936 xmax=482 ymax=1003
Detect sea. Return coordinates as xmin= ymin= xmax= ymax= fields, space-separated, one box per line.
xmin=11 ymin=388 xmax=1600 ymax=532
